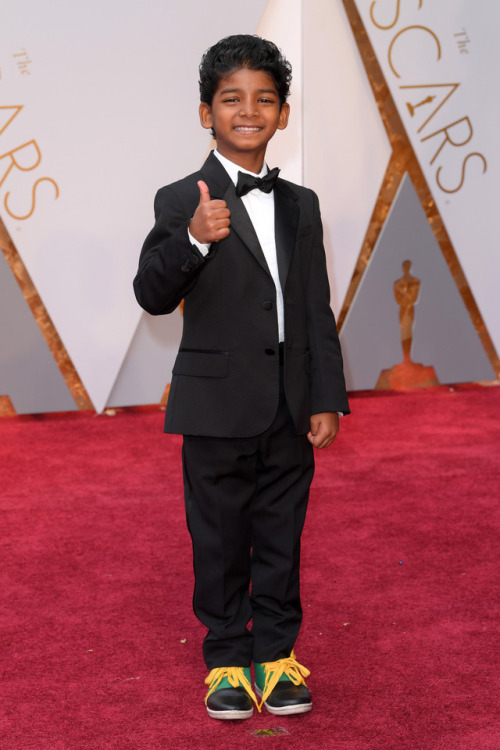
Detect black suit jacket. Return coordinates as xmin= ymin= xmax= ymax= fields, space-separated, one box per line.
xmin=133 ymin=152 xmax=350 ymax=437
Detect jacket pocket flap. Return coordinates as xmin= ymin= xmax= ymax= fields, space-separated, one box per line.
xmin=173 ymin=350 xmax=228 ymax=378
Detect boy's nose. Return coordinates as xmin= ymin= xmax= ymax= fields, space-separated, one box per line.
xmin=239 ymin=100 xmax=258 ymax=117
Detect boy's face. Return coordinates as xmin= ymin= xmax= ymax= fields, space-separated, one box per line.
xmin=199 ymin=67 xmax=289 ymax=170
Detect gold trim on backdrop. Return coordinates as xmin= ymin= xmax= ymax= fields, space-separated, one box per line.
xmin=0 ymin=216 xmax=95 ymax=412
xmin=0 ymin=395 xmax=16 ymax=416
xmin=339 ymin=0 xmax=500 ymax=379
xmin=337 ymin=149 xmax=407 ymax=331
xmin=160 ymin=383 xmax=170 ymax=407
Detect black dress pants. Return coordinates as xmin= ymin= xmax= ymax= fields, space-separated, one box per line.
xmin=182 ymin=358 xmax=315 ymax=669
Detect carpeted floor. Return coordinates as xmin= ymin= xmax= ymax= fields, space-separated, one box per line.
xmin=1 ymin=386 xmax=499 ymax=749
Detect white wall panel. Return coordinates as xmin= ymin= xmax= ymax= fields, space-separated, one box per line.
xmin=256 ymin=0 xmax=303 ymax=185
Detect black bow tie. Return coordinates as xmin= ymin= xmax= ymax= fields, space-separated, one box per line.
xmin=235 ymin=167 xmax=280 ymax=197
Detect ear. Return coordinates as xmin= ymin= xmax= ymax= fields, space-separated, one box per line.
xmin=277 ymin=102 xmax=290 ymax=131
xmin=199 ymin=102 xmax=213 ymax=131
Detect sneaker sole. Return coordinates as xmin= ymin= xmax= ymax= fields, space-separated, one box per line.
xmin=254 ymin=684 xmax=312 ymax=716
xmin=206 ymin=707 xmax=254 ymax=721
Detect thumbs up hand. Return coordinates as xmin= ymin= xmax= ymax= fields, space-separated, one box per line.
xmin=189 ymin=180 xmax=231 ymax=243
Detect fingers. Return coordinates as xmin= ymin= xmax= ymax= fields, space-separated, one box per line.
xmin=307 ymin=413 xmax=339 ymax=450
xmin=198 ymin=203 xmax=231 ymax=241
xmin=307 ymin=430 xmax=334 ymax=450
xmin=307 ymin=431 xmax=333 ymax=449
xmin=208 ymin=222 xmax=231 ymax=242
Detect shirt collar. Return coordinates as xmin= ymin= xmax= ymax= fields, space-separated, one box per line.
xmin=213 ymin=149 xmax=268 ymax=187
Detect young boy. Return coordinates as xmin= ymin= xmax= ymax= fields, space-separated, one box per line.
xmin=133 ymin=34 xmax=350 ymax=720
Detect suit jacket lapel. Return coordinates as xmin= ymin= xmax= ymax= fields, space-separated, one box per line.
xmin=200 ymin=152 xmax=299 ymax=281
xmin=223 ymin=182 xmax=270 ymax=273
xmin=200 ymin=151 xmax=231 ymax=200
xmin=200 ymin=152 xmax=271 ymax=273
xmin=274 ymin=181 xmax=299 ymax=290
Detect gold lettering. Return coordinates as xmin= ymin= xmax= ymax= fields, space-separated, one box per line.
xmin=4 ymin=177 xmax=60 ymax=220
xmin=436 ymin=152 xmax=487 ymax=194
xmin=0 ymin=105 xmax=24 ymax=136
xmin=400 ymin=83 xmax=460 ymax=133
xmin=388 ymin=25 xmax=441 ymax=79
xmin=0 ymin=140 xmax=42 ymax=188
xmin=370 ymin=0 xmax=423 ymax=31
xmin=422 ymin=117 xmax=473 ymax=165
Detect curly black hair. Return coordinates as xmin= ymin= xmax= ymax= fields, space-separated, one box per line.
xmin=199 ymin=34 xmax=292 ymax=107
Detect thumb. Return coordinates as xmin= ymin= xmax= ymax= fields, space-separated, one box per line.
xmin=197 ymin=180 xmax=210 ymax=204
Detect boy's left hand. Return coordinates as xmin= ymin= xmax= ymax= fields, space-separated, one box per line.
xmin=307 ymin=412 xmax=339 ymax=449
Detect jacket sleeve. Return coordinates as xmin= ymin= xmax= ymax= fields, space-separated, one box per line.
xmin=133 ymin=183 xmax=216 ymax=315
xmin=305 ymin=190 xmax=350 ymax=416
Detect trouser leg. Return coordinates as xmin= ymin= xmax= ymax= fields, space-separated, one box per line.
xmin=250 ymin=395 xmax=314 ymax=663
xmin=182 ymin=435 xmax=257 ymax=668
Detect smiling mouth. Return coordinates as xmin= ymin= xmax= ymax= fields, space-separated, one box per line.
xmin=234 ymin=126 xmax=262 ymax=133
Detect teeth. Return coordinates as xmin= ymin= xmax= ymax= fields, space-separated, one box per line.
xmin=235 ymin=127 xmax=261 ymax=132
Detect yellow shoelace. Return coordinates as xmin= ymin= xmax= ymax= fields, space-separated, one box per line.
xmin=258 ymin=650 xmax=310 ymax=710
xmin=204 ymin=666 xmax=260 ymax=710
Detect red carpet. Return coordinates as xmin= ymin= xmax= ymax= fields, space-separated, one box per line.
xmin=1 ymin=387 xmax=499 ymax=749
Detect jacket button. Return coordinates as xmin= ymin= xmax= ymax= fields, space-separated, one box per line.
xmin=262 ymin=300 xmax=273 ymax=311
xmin=264 ymin=348 xmax=276 ymax=356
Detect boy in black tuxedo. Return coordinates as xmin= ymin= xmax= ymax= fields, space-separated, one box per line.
xmin=134 ymin=34 xmax=350 ymax=720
